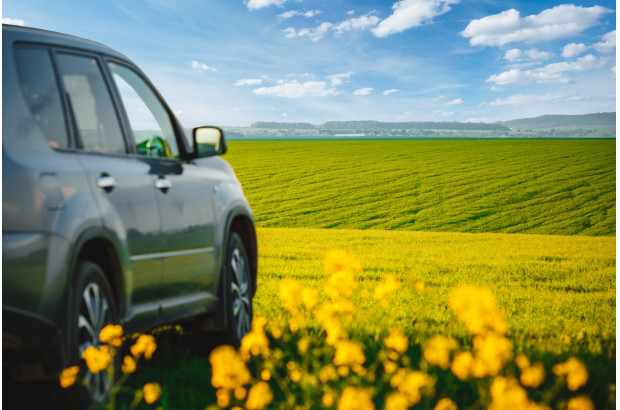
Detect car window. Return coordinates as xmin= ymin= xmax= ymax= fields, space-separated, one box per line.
xmin=14 ymin=45 xmax=68 ymax=149
xmin=55 ymin=53 xmax=126 ymax=154
xmin=108 ymin=62 xmax=179 ymax=159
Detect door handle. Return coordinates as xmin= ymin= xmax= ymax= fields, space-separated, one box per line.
xmin=155 ymin=177 xmax=172 ymax=192
xmin=96 ymin=175 xmax=117 ymax=192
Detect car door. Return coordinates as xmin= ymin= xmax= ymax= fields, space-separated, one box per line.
xmin=106 ymin=61 xmax=219 ymax=315
xmin=54 ymin=51 xmax=165 ymax=321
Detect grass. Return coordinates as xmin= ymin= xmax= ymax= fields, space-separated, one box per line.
xmin=225 ymin=139 xmax=615 ymax=236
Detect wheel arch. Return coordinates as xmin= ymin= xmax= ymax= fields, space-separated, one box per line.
xmin=225 ymin=210 xmax=257 ymax=296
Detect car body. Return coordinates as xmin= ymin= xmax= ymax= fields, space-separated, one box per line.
xmin=2 ymin=24 xmax=257 ymax=404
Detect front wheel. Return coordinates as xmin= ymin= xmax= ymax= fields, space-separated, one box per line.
xmin=223 ymin=232 xmax=253 ymax=346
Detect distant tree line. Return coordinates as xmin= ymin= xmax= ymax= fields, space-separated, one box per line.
xmin=251 ymin=120 xmax=509 ymax=131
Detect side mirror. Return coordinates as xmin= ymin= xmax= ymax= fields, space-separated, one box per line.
xmin=193 ymin=126 xmax=227 ymax=157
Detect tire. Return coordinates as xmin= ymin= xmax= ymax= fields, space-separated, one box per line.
xmin=222 ymin=232 xmax=253 ymax=347
xmin=67 ymin=261 xmax=119 ymax=407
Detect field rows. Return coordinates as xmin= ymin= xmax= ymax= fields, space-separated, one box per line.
xmin=225 ymin=139 xmax=615 ymax=236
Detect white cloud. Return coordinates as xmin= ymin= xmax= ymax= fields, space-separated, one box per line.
xmin=445 ymin=98 xmax=463 ymax=105
xmin=279 ymin=10 xmax=322 ymax=19
xmin=461 ymin=5 xmax=612 ymax=47
xmin=327 ymin=72 xmax=353 ymax=86
xmin=562 ymin=43 xmax=588 ymax=58
xmin=191 ymin=61 xmax=216 ymax=72
xmin=372 ymin=0 xmax=460 ymax=38
xmin=253 ymin=80 xmax=339 ymax=98
xmin=235 ymin=78 xmax=263 ymax=86
xmin=246 ymin=0 xmax=287 ymax=10
xmin=353 ymin=87 xmax=373 ymax=95
xmin=347 ymin=10 xmax=355 ymax=16
xmin=489 ymin=92 xmax=585 ymax=106
xmin=383 ymin=89 xmax=400 ymax=95
xmin=2 ymin=18 xmax=25 ymax=26
xmin=504 ymin=48 xmax=552 ymax=62
xmin=283 ymin=22 xmax=333 ymax=41
xmin=334 ymin=14 xmax=380 ymax=35
xmin=488 ymin=54 xmax=608 ymax=85
xmin=593 ymin=30 xmax=616 ymax=53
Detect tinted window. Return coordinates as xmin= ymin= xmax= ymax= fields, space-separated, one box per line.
xmin=14 ymin=45 xmax=68 ymax=149
xmin=108 ymin=62 xmax=179 ymax=159
xmin=56 ymin=53 xmax=126 ymax=154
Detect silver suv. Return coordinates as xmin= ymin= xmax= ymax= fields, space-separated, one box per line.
xmin=2 ymin=24 xmax=257 ymax=406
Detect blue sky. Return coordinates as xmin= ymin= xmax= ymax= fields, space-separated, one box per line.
xmin=3 ymin=0 xmax=616 ymax=127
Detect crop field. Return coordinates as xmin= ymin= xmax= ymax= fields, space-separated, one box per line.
xmin=225 ymin=139 xmax=615 ymax=236
xmin=16 ymin=139 xmax=612 ymax=409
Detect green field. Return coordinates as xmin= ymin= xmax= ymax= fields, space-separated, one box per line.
xmin=225 ymin=139 xmax=615 ymax=235
xmin=102 ymin=139 xmax=620 ymax=408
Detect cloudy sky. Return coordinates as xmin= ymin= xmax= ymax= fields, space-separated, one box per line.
xmin=3 ymin=0 xmax=616 ymax=126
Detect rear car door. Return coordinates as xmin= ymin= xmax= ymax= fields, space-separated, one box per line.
xmin=53 ymin=51 xmax=165 ymax=322
xmin=105 ymin=61 xmax=219 ymax=317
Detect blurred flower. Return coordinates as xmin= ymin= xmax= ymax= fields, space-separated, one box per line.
xmin=338 ymin=386 xmax=374 ymax=410
xmin=130 ymin=335 xmax=157 ymax=360
xmin=297 ymin=336 xmax=310 ymax=353
xmin=451 ymin=351 xmax=473 ymax=380
xmin=383 ymin=360 xmax=398 ymax=374
xmin=235 ymin=386 xmax=247 ymax=400
xmin=385 ymin=392 xmax=409 ymax=410
xmin=435 ymin=397 xmax=458 ymax=410
xmin=424 ymin=335 xmax=458 ymax=369
xmin=472 ymin=333 xmax=512 ymax=377
xmin=414 ymin=280 xmax=426 ymax=293
xmin=385 ymin=328 xmax=409 ymax=354
xmin=121 ymin=355 xmax=137 ymax=374
xmin=302 ymin=288 xmax=319 ymax=311
xmin=260 ymin=369 xmax=271 ymax=381
xmin=216 ymin=388 xmax=230 ymax=408
xmin=553 ymin=357 xmax=588 ymax=391
xmin=279 ymin=278 xmax=304 ymax=315
xmin=241 ymin=317 xmax=269 ymax=360
xmin=448 ymin=285 xmax=507 ymax=335
xmin=99 ymin=324 xmax=123 ymax=347
xmin=324 ymin=249 xmax=362 ymax=275
xmin=82 ymin=345 xmax=110 ymax=374
xmin=325 ymin=269 xmax=358 ymax=300
xmin=515 ymin=353 xmax=530 ymax=370
xmin=319 ymin=365 xmax=338 ymax=383
xmin=489 ymin=376 xmax=548 ymax=410
xmin=322 ymin=392 xmax=335 ymax=407
xmin=290 ymin=369 xmax=302 ymax=383
xmin=59 ymin=366 xmax=79 ymax=388
xmin=374 ymin=274 xmax=400 ymax=306
xmin=333 ymin=340 xmax=366 ymax=368
xmin=245 ymin=382 xmax=273 ymax=410
xmin=520 ymin=362 xmax=545 ymax=388
xmin=567 ymin=396 xmax=595 ymax=410
xmin=210 ymin=345 xmax=250 ymax=390
xmin=143 ymin=383 xmax=161 ymax=404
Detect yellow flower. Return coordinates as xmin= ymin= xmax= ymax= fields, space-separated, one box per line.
xmin=424 ymin=335 xmax=458 ymax=369
xmin=373 ymin=274 xmax=400 ymax=306
xmin=385 ymin=328 xmax=409 ymax=354
xmin=520 ymin=362 xmax=545 ymax=388
xmin=472 ymin=333 xmax=512 ymax=376
xmin=234 ymin=386 xmax=247 ymax=400
xmin=325 ymin=269 xmax=358 ymax=300
xmin=451 ymin=351 xmax=473 ymax=381
xmin=398 ymin=371 xmax=429 ymax=405
xmin=270 ymin=325 xmax=282 ymax=339
xmin=260 ymin=369 xmax=271 ymax=381
xmin=216 ymin=388 xmax=230 ymax=408
xmin=143 ymin=382 xmax=161 ymax=404
xmin=209 ymin=345 xmax=251 ymax=390
xmin=121 ymin=355 xmax=137 ymax=374
xmin=338 ymin=386 xmax=374 ymax=410
xmin=322 ymin=392 xmax=335 ymax=407
xmin=567 ymin=396 xmax=595 ymax=410
xmin=59 ymin=366 xmax=79 ymax=388
xmin=279 ymin=278 xmax=304 ymax=315
xmin=383 ymin=360 xmax=398 ymax=374
xmin=435 ymin=398 xmax=458 ymax=410
xmin=553 ymin=357 xmax=588 ymax=391
xmin=240 ymin=317 xmax=269 ymax=360
xmin=385 ymin=392 xmax=409 ymax=410
xmin=448 ymin=285 xmax=507 ymax=335
xmin=489 ymin=376 xmax=529 ymax=410
xmin=515 ymin=353 xmax=530 ymax=370
xmin=290 ymin=369 xmax=302 ymax=383
xmin=319 ymin=365 xmax=338 ymax=383
xmin=333 ymin=340 xmax=366 ymax=367
xmin=130 ymin=335 xmax=157 ymax=360
xmin=82 ymin=345 xmax=111 ymax=374
xmin=245 ymin=382 xmax=274 ymax=410
xmin=297 ymin=336 xmax=310 ymax=353
xmin=302 ymin=288 xmax=319 ymax=311
xmin=324 ymin=249 xmax=362 ymax=275
xmin=99 ymin=324 xmax=123 ymax=347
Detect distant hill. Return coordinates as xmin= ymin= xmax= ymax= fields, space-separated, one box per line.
xmin=499 ymin=112 xmax=616 ymax=130
xmin=251 ymin=120 xmax=509 ymax=131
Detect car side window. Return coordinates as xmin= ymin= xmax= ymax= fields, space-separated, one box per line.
xmin=14 ymin=45 xmax=68 ymax=149
xmin=55 ymin=53 xmax=126 ymax=154
xmin=108 ymin=62 xmax=179 ymax=159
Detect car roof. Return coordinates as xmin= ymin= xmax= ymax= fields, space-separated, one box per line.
xmin=2 ymin=24 xmax=130 ymax=61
